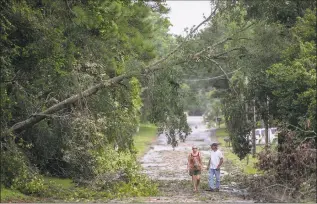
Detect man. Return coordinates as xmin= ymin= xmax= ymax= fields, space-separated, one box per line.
xmin=206 ymin=143 xmax=223 ymax=192
xmin=187 ymin=145 xmax=202 ymax=192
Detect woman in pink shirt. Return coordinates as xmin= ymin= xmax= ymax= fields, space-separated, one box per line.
xmin=187 ymin=145 xmax=202 ymax=192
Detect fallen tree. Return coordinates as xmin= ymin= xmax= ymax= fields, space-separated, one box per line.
xmin=2 ymin=7 xmax=219 ymax=138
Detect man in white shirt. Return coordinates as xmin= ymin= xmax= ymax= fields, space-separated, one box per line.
xmin=206 ymin=143 xmax=223 ymax=192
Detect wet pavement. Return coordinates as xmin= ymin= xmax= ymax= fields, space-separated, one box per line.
xmin=112 ymin=116 xmax=254 ymax=203
xmin=140 ymin=116 xmax=227 ymax=180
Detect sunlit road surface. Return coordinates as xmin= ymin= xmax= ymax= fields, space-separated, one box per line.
xmin=140 ymin=116 xmax=219 ymax=180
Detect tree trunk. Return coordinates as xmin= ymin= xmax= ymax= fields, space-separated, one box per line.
xmin=251 ymin=127 xmax=256 ymax=157
xmin=252 ymin=100 xmax=256 ymax=157
xmin=245 ymin=99 xmax=251 ymax=159
xmin=265 ymin=95 xmax=269 ymax=147
xmin=264 ymin=119 xmax=269 ymax=147
xmin=3 ymin=75 xmax=127 ymax=137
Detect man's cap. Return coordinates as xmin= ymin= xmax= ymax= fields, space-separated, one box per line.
xmin=210 ymin=143 xmax=218 ymax=146
xmin=192 ymin=145 xmax=198 ymax=149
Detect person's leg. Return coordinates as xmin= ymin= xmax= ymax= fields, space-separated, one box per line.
xmin=193 ymin=174 xmax=197 ymax=191
xmin=192 ymin=175 xmax=196 ymax=191
xmin=196 ymin=173 xmax=200 ymax=190
xmin=215 ymin=169 xmax=221 ymax=190
xmin=190 ymin=170 xmax=196 ymax=191
xmin=208 ymin=169 xmax=215 ymax=190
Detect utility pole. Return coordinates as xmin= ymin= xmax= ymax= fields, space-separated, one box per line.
xmin=252 ymin=99 xmax=256 ymax=157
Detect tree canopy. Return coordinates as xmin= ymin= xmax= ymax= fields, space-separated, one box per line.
xmin=0 ymin=0 xmax=316 ymax=201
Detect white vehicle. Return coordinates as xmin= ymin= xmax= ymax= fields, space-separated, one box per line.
xmin=251 ymin=127 xmax=279 ymax=144
xmin=269 ymin=127 xmax=279 ymax=143
xmin=257 ymin=128 xmax=265 ymax=144
xmin=249 ymin=129 xmax=264 ymax=145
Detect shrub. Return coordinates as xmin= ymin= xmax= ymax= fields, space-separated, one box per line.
xmin=256 ymin=130 xmax=316 ymax=200
xmin=1 ymin=141 xmax=45 ymax=194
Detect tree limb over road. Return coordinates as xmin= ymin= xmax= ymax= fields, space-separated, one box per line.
xmin=2 ymin=6 xmax=222 ymax=137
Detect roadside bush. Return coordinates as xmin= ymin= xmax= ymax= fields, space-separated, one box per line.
xmin=255 ymin=130 xmax=316 ymax=201
xmin=61 ymin=113 xmax=157 ymax=195
xmin=22 ymin=119 xmax=72 ymax=177
xmin=1 ymin=141 xmax=45 ymax=194
xmin=80 ymin=144 xmax=158 ymax=196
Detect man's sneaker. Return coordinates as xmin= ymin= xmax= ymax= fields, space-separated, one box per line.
xmin=215 ymin=188 xmax=219 ymax=192
xmin=210 ymin=188 xmax=215 ymax=192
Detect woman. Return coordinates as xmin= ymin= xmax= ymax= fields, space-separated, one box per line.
xmin=187 ymin=145 xmax=202 ymax=192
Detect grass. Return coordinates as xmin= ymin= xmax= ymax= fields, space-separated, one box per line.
xmin=0 ymin=186 xmax=32 ymax=203
xmin=44 ymin=177 xmax=75 ymax=188
xmin=0 ymin=177 xmax=75 ymax=203
xmin=216 ymin=128 xmax=263 ymax=175
xmin=133 ymin=123 xmax=158 ymax=158
xmin=216 ymin=128 xmax=228 ymax=137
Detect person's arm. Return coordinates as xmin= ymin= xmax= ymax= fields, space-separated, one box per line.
xmin=199 ymin=152 xmax=203 ymax=170
xmin=206 ymin=157 xmax=210 ymax=170
xmin=216 ymin=158 xmax=223 ymax=169
xmin=216 ymin=152 xmax=224 ymax=169
xmin=187 ymin=154 xmax=190 ymax=170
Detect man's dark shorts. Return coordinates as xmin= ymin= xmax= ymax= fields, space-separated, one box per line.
xmin=189 ymin=169 xmax=201 ymax=176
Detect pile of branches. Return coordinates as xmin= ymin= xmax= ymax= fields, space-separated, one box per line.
xmin=246 ymin=130 xmax=316 ymax=202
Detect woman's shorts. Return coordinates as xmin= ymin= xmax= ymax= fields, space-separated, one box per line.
xmin=189 ymin=169 xmax=201 ymax=176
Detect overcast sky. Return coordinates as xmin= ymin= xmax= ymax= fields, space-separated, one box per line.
xmin=165 ymin=1 xmax=212 ymax=36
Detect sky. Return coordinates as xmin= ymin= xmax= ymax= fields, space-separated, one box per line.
xmin=165 ymin=1 xmax=212 ymax=36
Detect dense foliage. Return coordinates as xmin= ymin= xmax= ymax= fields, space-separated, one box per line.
xmin=0 ymin=0 xmax=188 ymax=198
xmin=178 ymin=0 xmax=316 ymax=201
xmin=1 ymin=0 xmax=316 ymax=201
xmin=180 ymin=0 xmax=316 ymax=158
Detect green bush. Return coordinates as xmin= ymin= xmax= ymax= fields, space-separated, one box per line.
xmin=1 ymin=142 xmax=45 ymax=194
xmin=60 ymin=115 xmax=157 ymax=196
xmin=87 ymin=145 xmax=158 ymax=195
xmin=114 ymin=153 xmax=158 ymax=197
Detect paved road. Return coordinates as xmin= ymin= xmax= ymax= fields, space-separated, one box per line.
xmin=140 ymin=116 xmax=223 ymax=181
xmin=112 ymin=116 xmax=253 ymax=203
